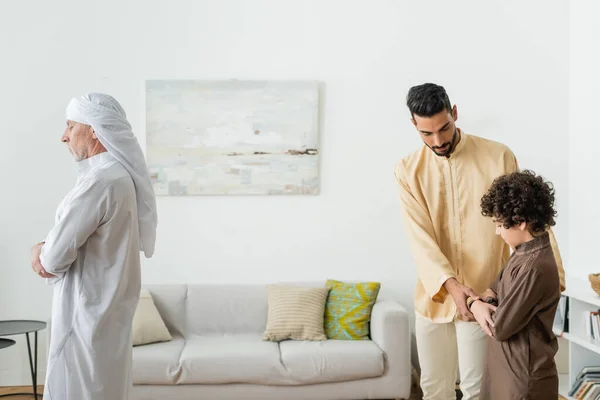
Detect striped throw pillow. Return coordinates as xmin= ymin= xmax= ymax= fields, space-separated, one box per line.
xmin=263 ymin=285 xmax=330 ymax=341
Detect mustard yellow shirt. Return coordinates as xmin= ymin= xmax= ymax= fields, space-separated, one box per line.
xmin=394 ymin=132 xmax=565 ymax=323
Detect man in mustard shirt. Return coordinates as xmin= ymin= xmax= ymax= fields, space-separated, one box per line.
xmin=394 ymin=83 xmax=565 ymax=400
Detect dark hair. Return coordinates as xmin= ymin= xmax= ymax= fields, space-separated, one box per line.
xmin=480 ymin=170 xmax=557 ymax=234
xmin=406 ymin=83 xmax=452 ymax=118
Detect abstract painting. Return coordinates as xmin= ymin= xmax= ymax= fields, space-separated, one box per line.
xmin=145 ymin=80 xmax=320 ymax=195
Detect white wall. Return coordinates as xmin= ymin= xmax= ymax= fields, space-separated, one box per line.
xmin=569 ymin=0 xmax=600 ymax=279
xmin=0 ymin=0 xmax=569 ymax=386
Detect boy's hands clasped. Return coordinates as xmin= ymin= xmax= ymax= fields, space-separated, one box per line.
xmin=444 ymin=277 xmax=498 ymax=336
xmin=471 ymin=300 xmax=497 ymax=338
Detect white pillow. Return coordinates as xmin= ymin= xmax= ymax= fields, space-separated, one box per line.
xmin=132 ymin=290 xmax=172 ymax=346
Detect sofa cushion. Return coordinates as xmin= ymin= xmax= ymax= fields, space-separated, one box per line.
xmin=132 ymin=336 xmax=184 ymax=384
xmin=278 ymin=339 xmax=385 ymax=384
xmin=142 ymin=284 xmax=187 ymax=337
xmin=132 ymin=290 xmax=173 ymax=346
xmin=324 ymin=280 xmax=381 ymax=340
xmin=263 ymin=285 xmax=330 ymax=341
xmin=178 ymin=334 xmax=287 ymax=385
xmin=185 ymin=284 xmax=270 ymax=335
xmin=177 ymin=334 xmax=384 ymax=386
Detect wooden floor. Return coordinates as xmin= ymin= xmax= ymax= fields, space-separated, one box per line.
xmin=0 ymin=385 xmax=566 ymax=399
xmin=0 ymin=385 xmax=422 ymax=399
xmin=0 ymin=386 xmax=43 ymax=398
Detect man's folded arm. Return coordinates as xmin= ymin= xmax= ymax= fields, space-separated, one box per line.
xmin=40 ymin=179 xmax=108 ymax=275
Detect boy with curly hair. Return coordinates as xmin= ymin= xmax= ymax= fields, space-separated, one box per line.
xmin=469 ymin=170 xmax=561 ymax=399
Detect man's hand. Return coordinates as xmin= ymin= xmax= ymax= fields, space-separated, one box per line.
xmin=471 ymin=300 xmax=497 ymax=337
xmin=30 ymin=242 xmax=55 ymax=278
xmin=30 ymin=242 xmax=43 ymax=264
xmin=444 ymin=278 xmax=479 ymax=322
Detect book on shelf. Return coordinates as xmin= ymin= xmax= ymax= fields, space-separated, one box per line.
xmin=568 ymin=366 xmax=600 ymax=399
xmin=553 ymin=294 xmax=569 ymax=335
xmin=584 ymin=309 xmax=600 ymax=343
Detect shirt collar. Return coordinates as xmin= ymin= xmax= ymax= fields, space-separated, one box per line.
xmin=515 ymin=231 xmax=551 ymax=255
xmin=447 ymin=129 xmax=467 ymax=159
xmin=77 ymin=151 xmax=114 ymax=174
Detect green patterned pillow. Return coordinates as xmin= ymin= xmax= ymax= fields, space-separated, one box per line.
xmin=324 ymin=279 xmax=381 ymax=340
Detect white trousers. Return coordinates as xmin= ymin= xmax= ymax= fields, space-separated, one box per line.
xmin=415 ymin=313 xmax=488 ymax=400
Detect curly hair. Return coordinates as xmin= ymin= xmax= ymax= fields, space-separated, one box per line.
xmin=480 ymin=170 xmax=557 ymax=234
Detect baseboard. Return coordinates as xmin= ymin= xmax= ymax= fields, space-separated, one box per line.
xmin=0 ymin=369 xmax=46 ymax=387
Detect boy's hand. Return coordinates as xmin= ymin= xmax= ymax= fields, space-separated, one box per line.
xmin=471 ymin=300 xmax=497 ymax=337
xmin=444 ymin=278 xmax=479 ymax=321
xmin=481 ymin=288 xmax=498 ymax=300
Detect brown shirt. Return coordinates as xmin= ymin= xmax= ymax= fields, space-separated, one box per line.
xmin=482 ymin=232 xmax=561 ymax=399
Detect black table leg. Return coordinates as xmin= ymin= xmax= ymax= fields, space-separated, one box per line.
xmin=0 ymin=332 xmax=42 ymax=398
xmin=25 ymin=332 xmax=39 ymax=397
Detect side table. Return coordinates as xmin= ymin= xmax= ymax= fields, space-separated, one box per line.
xmin=0 ymin=320 xmax=47 ymax=398
xmin=0 ymin=338 xmax=16 ymax=350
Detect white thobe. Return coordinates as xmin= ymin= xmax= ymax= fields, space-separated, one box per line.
xmin=40 ymin=152 xmax=141 ymax=400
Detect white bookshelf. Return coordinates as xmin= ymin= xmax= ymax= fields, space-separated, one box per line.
xmin=554 ymin=275 xmax=600 ymax=399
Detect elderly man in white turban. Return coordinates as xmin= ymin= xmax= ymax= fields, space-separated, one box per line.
xmin=29 ymin=93 xmax=158 ymax=400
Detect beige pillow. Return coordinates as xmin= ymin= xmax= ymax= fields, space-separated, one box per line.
xmin=263 ymin=285 xmax=330 ymax=341
xmin=132 ymin=290 xmax=172 ymax=346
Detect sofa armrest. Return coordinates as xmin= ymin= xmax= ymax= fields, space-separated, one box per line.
xmin=370 ymin=300 xmax=411 ymax=378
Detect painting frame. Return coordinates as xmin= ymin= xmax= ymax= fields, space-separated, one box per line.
xmin=145 ymin=79 xmax=321 ymax=196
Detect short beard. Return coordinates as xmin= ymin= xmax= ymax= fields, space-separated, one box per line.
xmin=428 ymin=128 xmax=458 ymax=157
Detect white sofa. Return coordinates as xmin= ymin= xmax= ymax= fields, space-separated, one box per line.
xmin=130 ymin=283 xmax=412 ymax=400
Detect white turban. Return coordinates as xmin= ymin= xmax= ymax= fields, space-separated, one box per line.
xmin=65 ymin=93 xmax=157 ymax=258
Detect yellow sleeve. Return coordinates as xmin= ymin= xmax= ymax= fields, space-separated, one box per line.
xmin=548 ymin=229 xmax=566 ymax=292
xmin=508 ymin=149 xmax=520 ymax=173
xmin=508 ymin=150 xmax=566 ymax=292
xmin=395 ymin=164 xmax=455 ymax=303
